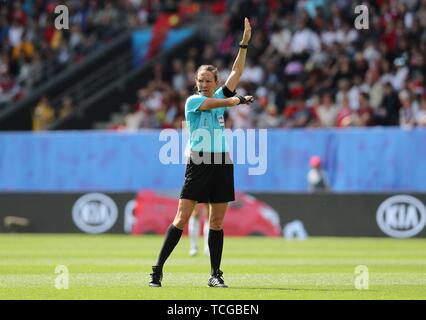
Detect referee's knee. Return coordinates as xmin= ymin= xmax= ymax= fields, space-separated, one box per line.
xmin=173 ymin=217 xmax=189 ymax=230
xmin=209 ymin=219 xmax=223 ymax=230
xmin=173 ymin=211 xmax=192 ymax=229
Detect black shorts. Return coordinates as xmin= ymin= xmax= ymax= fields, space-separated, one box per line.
xmin=180 ymin=152 xmax=235 ymax=203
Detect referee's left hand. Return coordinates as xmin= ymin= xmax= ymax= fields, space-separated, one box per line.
xmin=236 ymin=95 xmax=254 ymax=105
xmin=241 ymin=17 xmax=251 ymax=45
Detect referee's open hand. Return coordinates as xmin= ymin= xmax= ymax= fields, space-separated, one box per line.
xmin=242 ymin=17 xmax=251 ymax=45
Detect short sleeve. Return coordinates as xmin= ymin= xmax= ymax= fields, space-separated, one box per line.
xmin=214 ymin=87 xmax=228 ymax=114
xmin=185 ymin=95 xmax=207 ymax=113
xmin=214 ymin=87 xmax=225 ymax=99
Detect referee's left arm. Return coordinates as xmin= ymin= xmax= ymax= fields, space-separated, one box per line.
xmin=225 ymin=17 xmax=251 ymax=92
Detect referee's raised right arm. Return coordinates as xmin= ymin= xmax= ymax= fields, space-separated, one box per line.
xmin=224 ymin=17 xmax=252 ymax=92
xmin=198 ymin=17 xmax=253 ymax=111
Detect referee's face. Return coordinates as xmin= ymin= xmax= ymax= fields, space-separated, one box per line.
xmin=196 ymin=70 xmax=218 ymax=97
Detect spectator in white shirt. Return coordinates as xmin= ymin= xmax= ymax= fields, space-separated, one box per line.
xmin=316 ymin=92 xmax=339 ymax=127
xmin=290 ymin=19 xmax=321 ymax=55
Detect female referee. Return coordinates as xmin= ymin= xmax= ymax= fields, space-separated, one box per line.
xmin=150 ymin=17 xmax=253 ymax=288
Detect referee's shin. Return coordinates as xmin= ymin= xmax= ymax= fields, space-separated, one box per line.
xmin=155 ymin=224 xmax=183 ymax=269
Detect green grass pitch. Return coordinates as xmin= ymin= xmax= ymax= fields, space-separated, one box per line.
xmin=0 ymin=234 xmax=425 ymax=300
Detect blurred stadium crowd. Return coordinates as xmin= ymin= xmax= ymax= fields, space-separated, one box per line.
xmin=1 ymin=0 xmax=134 ymax=108
xmin=122 ymin=0 xmax=426 ymax=130
xmin=0 ymin=0 xmax=203 ymax=112
xmin=1 ymin=0 xmax=425 ymax=130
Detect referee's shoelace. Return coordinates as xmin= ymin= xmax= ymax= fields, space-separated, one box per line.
xmin=212 ymin=270 xmax=225 ymax=284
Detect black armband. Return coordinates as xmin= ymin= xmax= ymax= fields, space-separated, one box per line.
xmin=222 ymin=85 xmax=236 ymax=97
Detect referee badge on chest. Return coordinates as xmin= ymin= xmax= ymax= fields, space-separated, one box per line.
xmin=217 ymin=114 xmax=225 ymax=127
xmin=200 ymin=113 xmax=211 ymax=128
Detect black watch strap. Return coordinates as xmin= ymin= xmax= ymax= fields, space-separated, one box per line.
xmin=239 ymin=43 xmax=248 ymax=48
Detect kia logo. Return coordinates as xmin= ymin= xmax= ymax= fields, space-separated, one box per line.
xmin=72 ymin=193 xmax=118 ymax=233
xmin=376 ymin=195 xmax=426 ymax=238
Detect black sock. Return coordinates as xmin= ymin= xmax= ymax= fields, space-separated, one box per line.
xmin=155 ymin=224 xmax=183 ymax=270
xmin=208 ymin=229 xmax=224 ymax=275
